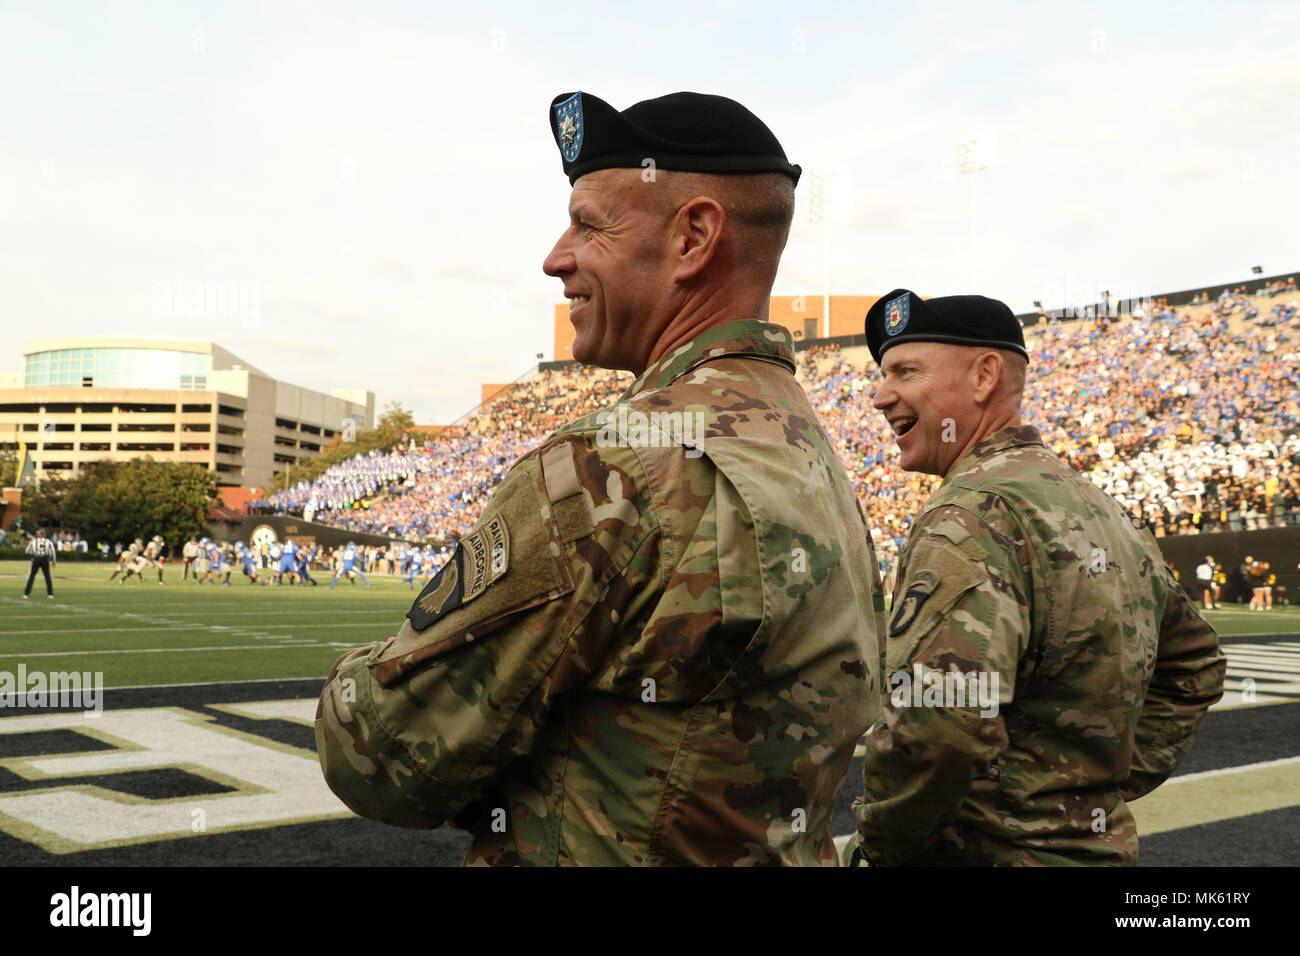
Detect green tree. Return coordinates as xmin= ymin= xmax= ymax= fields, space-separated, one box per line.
xmin=60 ymin=458 xmax=216 ymax=546
xmin=0 ymin=448 xmax=16 ymax=487
xmin=19 ymin=474 xmax=72 ymax=530
xmin=377 ymin=401 xmax=416 ymax=436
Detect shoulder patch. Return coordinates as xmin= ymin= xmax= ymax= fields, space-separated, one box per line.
xmin=406 ymin=515 xmax=510 ymax=631
xmin=407 ymin=550 xmax=464 ymax=631
xmin=890 ymin=570 xmax=939 ymax=637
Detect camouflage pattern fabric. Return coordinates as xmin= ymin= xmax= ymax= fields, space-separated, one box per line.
xmin=849 ymin=425 xmax=1226 ymax=866
xmin=316 ymin=320 xmax=884 ymax=865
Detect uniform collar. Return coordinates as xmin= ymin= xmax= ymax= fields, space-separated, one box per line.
xmin=619 ymin=319 xmax=796 ymax=401
xmin=944 ymin=424 xmax=1044 ymax=479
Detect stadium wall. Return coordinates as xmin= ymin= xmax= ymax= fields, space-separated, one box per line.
xmin=1158 ymin=525 xmax=1300 ymax=605
xmin=232 ymin=514 xmax=407 ymax=550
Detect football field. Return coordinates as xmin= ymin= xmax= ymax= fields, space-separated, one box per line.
xmin=2 ymin=559 xmax=1298 ymax=866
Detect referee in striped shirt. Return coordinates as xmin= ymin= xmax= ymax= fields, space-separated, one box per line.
xmin=24 ymin=528 xmax=56 ymax=599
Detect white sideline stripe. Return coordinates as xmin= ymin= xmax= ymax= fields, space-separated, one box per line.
xmin=1165 ymin=755 xmax=1300 ymax=784
xmin=81 ymin=676 xmax=327 ymax=690
xmin=1223 ymin=680 xmax=1300 ymax=694
xmin=1228 ymin=660 xmax=1300 ymax=671
xmin=0 ymin=643 xmax=350 ymax=658
xmin=1224 ymin=669 xmax=1300 ymax=682
xmin=1226 ymin=650 xmax=1300 ymax=662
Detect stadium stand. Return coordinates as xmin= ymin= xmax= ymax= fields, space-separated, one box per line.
xmin=251 ymin=289 xmax=1300 ymax=585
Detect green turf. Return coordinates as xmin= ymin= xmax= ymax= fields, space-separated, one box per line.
xmin=0 ymin=559 xmax=423 ymax=688
xmin=1200 ymin=605 xmax=1300 ymax=635
xmin=4 ymin=561 xmax=1298 ymax=688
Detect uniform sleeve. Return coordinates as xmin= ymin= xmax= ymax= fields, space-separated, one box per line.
xmin=852 ymin=506 xmax=1029 ymax=865
xmin=314 ymin=437 xmax=659 ymax=829
xmin=1120 ymin=576 xmax=1225 ymax=801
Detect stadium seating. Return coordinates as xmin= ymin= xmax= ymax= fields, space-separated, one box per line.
xmin=252 ymin=291 xmax=1300 ymax=581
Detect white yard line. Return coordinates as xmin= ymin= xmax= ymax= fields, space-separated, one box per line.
xmin=3 ymin=643 xmax=354 ymax=658
xmin=1164 ymin=755 xmax=1300 ymax=784
xmin=4 ymin=621 xmax=396 ymax=637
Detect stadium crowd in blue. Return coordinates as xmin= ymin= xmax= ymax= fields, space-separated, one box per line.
xmin=252 ymin=291 xmax=1300 ymax=582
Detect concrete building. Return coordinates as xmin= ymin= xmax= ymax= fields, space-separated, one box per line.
xmin=0 ymin=337 xmax=374 ymax=488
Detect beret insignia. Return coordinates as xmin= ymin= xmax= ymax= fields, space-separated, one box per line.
xmin=553 ymin=92 xmax=584 ymax=163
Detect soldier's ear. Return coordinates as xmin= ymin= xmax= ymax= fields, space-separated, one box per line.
xmin=969 ymin=350 xmax=1002 ymax=405
xmin=671 ymin=196 xmax=725 ymax=282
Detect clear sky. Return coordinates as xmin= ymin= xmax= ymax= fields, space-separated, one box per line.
xmin=2 ymin=0 xmax=1297 ymax=423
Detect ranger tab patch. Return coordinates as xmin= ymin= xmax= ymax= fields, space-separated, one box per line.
xmin=889 ymin=570 xmax=939 ymax=637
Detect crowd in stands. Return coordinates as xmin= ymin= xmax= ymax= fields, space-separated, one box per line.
xmin=257 ymin=449 xmax=441 ymax=518
xmin=250 ymin=289 xmax=1300 ymax=583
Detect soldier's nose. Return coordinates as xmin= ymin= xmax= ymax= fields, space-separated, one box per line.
xmin=543 ymin=235 xmax=575 ymax=277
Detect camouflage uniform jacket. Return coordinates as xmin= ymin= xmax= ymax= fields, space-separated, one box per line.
xmin=316 ymin=320 xmax=884 ymax=865
xmin=850 ymin=426 xmax=1225 ymax=866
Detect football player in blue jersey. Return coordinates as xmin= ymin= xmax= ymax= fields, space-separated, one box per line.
xmin=295 ymin=542 xmax=318 ymax=586
xmin=401 ymin=544 xmax=423 ymax=590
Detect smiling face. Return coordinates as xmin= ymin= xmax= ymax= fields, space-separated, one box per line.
xmin=541 ymin=168 xmax=674 ymax=373
xmin=872 ymin=341 xmax=996 ymax=476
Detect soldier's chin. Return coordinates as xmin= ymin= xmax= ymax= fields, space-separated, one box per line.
xmin=896 ymin=437 xmax=931 ymax=475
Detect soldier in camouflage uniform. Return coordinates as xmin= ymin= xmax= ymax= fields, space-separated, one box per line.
xmin=316 ymin=91 xmax=884 ymax=866
xmin=847 ymin=289 xmax=1226 ymax=866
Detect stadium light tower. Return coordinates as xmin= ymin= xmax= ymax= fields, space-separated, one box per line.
xmin=807 ymin=170 xmax=835 ymax=338
xmin=954 ymin=137 xmax=992 ymax=290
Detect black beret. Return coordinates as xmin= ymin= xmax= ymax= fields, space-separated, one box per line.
xmin=865 ymin=289 xmax=1029 ymax=365
xmin=549 ymin=90 xmax=801 ymax=186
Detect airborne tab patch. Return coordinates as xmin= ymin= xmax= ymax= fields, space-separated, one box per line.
xmin=889 ymin=570 xmax=940 ymax=637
